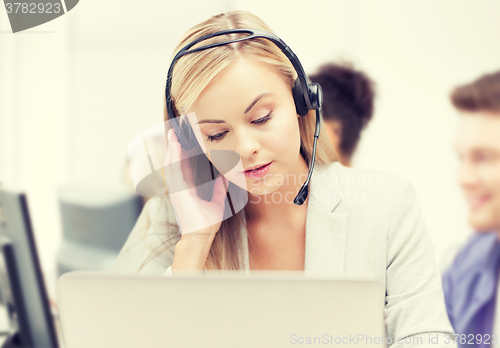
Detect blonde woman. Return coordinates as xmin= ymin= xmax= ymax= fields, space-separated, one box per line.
xmin=113 ymin=10 xmax=456 ymax=347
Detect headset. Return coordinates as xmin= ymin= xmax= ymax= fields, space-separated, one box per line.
xmin=164 ymin=28 xmax=322 ymax=205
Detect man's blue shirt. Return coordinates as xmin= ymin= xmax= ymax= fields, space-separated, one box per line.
xmin=442 ymin=231 xmax=500 ymax=347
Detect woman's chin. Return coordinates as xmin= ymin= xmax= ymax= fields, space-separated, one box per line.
xmin=247 ymin=184 xmax=281 ymax=196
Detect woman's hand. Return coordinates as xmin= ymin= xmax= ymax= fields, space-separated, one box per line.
xmin=165 ymin=128 xmax=228 ymax=270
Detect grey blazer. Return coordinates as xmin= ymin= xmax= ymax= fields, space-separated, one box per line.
xmin=113 ymin=161 xmax=457 ymax=347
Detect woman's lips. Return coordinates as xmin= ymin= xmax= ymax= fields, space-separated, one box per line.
xmin=243 ymin=161 xmax=273 ymax=179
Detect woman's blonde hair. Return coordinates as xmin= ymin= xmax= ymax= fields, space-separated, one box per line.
xmin=144 ymin=10 xmax=337 ymax=271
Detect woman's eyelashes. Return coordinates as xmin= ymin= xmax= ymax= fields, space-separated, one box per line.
xmin=206 ymin=112 xmax=273 ymax=142
xmin=252 ymin=113 xmax=272 ymax=124
xmin=207 ymin=131 xmax=228 ymax=142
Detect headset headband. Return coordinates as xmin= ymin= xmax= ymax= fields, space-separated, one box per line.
xmin=165 ymin=28 xmax=313 ymax=119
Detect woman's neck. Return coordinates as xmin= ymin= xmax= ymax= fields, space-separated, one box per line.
xmin=245 ymin=154 xmax=310 ymax=225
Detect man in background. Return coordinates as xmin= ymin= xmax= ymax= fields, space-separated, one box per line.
xmin=309 ymin=62 xmax=376 ymax=166
xmin=442 ymin=70 xmax=500 ymax=347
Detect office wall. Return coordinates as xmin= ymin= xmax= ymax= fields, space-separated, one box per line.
xmin=1 ymin=0 xmax=500 ymax=277
xmin=0 ymin=13 xmax=70 ymax=274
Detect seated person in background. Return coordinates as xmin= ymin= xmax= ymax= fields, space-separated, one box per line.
xmin=309 ymin=62 xmax=375 ymax=166
xmin=442 ymin=70 xmax=500 ymax=347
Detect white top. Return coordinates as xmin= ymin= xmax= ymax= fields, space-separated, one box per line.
xmin=112 ymin=161 xmax=457 ymax=347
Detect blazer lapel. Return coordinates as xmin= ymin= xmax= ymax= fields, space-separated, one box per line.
xmin=304 ymin=163 xmax=348 ymax=276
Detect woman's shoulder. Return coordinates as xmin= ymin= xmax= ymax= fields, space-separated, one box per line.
xmin=141 ymin=196 xmax=179 ymax=226
xmin=111 ymin=195 xmax=181 ymax=274
xmin=318 ymin=161 xmax=405 ymax=187
xmin=312 ymin=161 xmax=426 ymax=253
xmin=313 ymin=161 xmax=415 ymax=210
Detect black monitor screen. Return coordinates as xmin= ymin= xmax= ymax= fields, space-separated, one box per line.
xmin=0 ymin=188 xmax=58 ymax=348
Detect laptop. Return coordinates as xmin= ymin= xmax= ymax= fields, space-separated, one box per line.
xmin=57 ymin=270 xmax=386 ymax=348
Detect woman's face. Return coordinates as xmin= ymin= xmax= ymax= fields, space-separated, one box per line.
xmin=188 ymin=57 xmax=302 ymax=195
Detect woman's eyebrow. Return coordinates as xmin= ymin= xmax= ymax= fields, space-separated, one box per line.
xmin=197 ymin=119 xmax=225 ymax=124
xmin=244 ymin=92 xmax=273 ymax=114
xmin=196 ymin=92 xmax=274 ymax=124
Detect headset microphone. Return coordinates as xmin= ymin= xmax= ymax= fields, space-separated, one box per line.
xmin=164 ymin=28 xmax=322 ymax=206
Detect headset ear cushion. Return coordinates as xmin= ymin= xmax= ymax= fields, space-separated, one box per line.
xmin=292 ymin=78 xmax=309 ymax=117
xmin=309 ymin=83 xmax=323 ymax=110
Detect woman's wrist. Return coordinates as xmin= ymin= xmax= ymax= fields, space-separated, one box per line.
xmin=171 ymin=233 xmax=215 ymax=272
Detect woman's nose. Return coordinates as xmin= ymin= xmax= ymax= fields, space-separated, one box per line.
xmin=234 ymin=129 xmax=261 ymax=159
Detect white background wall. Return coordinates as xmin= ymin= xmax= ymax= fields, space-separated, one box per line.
xmin=1 ymin=0 xmax=500 ymax=287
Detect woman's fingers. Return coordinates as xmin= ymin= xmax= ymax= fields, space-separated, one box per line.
xmin=211 ymin=174 xmax=229 ymax=209
xmin=165 ymin=129 xmax=172 ymax=168
xmin=167 ymin=129 xmax=187 ymax=192
xmin=163 ymin=129 xmax=228 ymax=235
xmin=180 ymin=153 xmax=196 ymax=189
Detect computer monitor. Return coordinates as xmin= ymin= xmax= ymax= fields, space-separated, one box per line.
xmin=0 ymin=188 xmax=58 ymax=348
